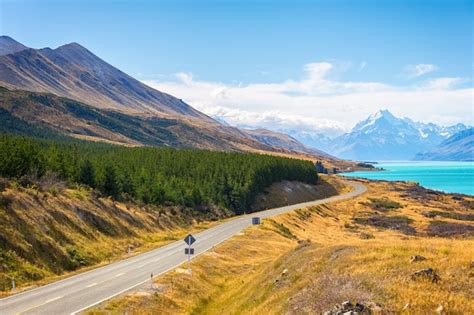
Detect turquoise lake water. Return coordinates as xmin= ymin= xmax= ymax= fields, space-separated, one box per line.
xmin=341 ymin=161 xmax=474 ymax=196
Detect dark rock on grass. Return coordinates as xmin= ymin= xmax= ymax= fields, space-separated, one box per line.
xmin=426 ymin=221 xmax=474 ymax=237
xmin=411 ymin=268 xmax=440 ymax=283
xmin=323 ymin=300 xmax=382 ymax=314
xmin=410 ymin=255 xmax=426 ymax=263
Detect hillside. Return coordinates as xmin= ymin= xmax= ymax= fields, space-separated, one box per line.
xmin=93 ymin=179 xmax=474 ymax=314
xmin=0 ymin=135 xmax=318 ymax=214
xmin=415 ymin=128 xmax=474 ymax=161
xmin=0 ymin=178 xmax=228 ymax=293
xmin=0 ymin=37 xmax=210 ymax=120
xmin=0 ymin=87 xmax=282 ymax=151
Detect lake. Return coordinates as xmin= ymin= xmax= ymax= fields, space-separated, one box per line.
xmin=341 ymin=161 xmax=474 ymax=196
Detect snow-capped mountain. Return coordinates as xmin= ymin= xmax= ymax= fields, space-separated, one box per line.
xmin=415 ymin=128 xmax=474 ymax=161
xmin=326 ymin=110 xmax=468 ymax=161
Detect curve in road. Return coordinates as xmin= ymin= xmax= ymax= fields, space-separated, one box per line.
xmin=0 ymin=181 xmax=366 ymax=315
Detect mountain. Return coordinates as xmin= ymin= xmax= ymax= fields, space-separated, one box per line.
xmin=0 ymin=37 xmax=337 ymax=158
xmin=327 ymin=110 xmax=468 ymax=160
xmin=0 ymin=36 xmax=28 ymax=55
xmin=244 ymin=128 xmax=333 ymax=158
xmin=415 ymin=128 xmax=474 ymax=161
xmin=0 ymin=40 xmax=211 ymax=121
xmin=286 ymin=130 xmax=333 ymax=153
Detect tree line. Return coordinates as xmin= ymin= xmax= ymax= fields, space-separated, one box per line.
xmin=0 ymin=135 xmax=318 ymax=214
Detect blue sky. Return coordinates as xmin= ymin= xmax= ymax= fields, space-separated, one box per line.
xmin=1 ymin=0 xmax=473 ymax=134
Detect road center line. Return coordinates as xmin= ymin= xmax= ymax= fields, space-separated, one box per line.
xmin=86 ymin=283 xmax=98 ymax=288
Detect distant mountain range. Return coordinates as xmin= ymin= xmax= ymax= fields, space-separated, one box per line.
xmin=415 ymin=128 xmax=474 ymax=161
xmin=0 ymin=36 xmax=335 ymax=161
xmin=290 ymin=110 xmax=470 ymax=161
xmin=244 ymin=128 xmax=333 ymax=158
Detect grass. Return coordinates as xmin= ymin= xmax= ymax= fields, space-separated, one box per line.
xmin=0 ymin=179 xmax=228 ymax=295
xmin=362 ymin=197 xmax=402 ymax=211
xmin=89 ymin=179 xmax=474 ymax=314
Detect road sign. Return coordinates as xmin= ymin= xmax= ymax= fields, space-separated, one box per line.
xmin=252 ymin=217 xmax=261 ymax=225
xmin=184 ymin=234 xmax=196 ymax=245
xmin=185 ymin=248 xmax=195 ymax=255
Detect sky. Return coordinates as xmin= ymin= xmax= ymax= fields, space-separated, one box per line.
xmin=1 ymin=0 xmax=473 ymax=136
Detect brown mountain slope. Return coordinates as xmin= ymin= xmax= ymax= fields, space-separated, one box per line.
xmin=0 ymin=87 xmax=277 ymax=151
xmin=0 ymin=36 xmax=28 ymax=56
xmin=0 ymin=41 xmax=212 ymax=121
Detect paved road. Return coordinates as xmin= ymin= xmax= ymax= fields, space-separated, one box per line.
xmin=0 ymin=181 xmax=366 ymax=314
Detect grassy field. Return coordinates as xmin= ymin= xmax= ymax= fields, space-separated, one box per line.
xmin=90 ymin=178 xmax=474 ymax=314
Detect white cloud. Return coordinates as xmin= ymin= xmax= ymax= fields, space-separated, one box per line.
xmin=405 ymin=63 xmax=438 ymax=78
xmin=143 ymin=62 xmax=472 ymax=136
xmin=423 ymin=77 xmax=464 ymax=89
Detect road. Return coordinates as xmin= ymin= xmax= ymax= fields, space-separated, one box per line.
xmin=0 ymin=181 xmax=366 ymax=314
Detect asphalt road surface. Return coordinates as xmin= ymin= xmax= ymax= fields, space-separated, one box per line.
xmin=0 ymin=181 xmax=366 ymax=314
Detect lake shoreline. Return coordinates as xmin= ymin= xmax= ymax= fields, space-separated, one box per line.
xmin=340 ymin=161 xmax=474 ymax=196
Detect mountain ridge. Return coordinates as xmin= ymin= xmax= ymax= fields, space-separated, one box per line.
xmin=415 ymin=128 xmax=474 ymax=161
xmin=0 ymin=35 xmax=28 ymax=55
xmin=0 ymin=39 xmax=213 ymax=121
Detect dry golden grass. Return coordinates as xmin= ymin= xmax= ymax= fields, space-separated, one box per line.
xmin=91 ymin=179 xmax=474 ymax=314
xmin=0 ymin=182 xmax=225 ymax=296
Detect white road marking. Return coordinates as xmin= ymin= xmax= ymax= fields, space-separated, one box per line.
xmin=17 ymin=295 xmax=63 ymax=314
xmin=114 ymin=272 xmax=125 ymax=278
xmin=86 ymin=283 xmax=98 ymax=288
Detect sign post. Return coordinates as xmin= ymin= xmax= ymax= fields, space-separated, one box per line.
xmin=184 ymin=234 xmax=196 ymax=273
xmin=6 ymin=275 xmax=15 ymax=292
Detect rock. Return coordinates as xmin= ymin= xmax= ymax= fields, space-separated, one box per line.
xmin=282 ymin=268 xmax=288 ymax=276
xmin=410 ymin=255 xmax=426 ymax=263
xmin=323 ymin=300 xmax=381 ymax=314
xmin=411 ymin=268 xmax=440 ymax=283
xmin=436 ymin=305 xmax=444 ymax=314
